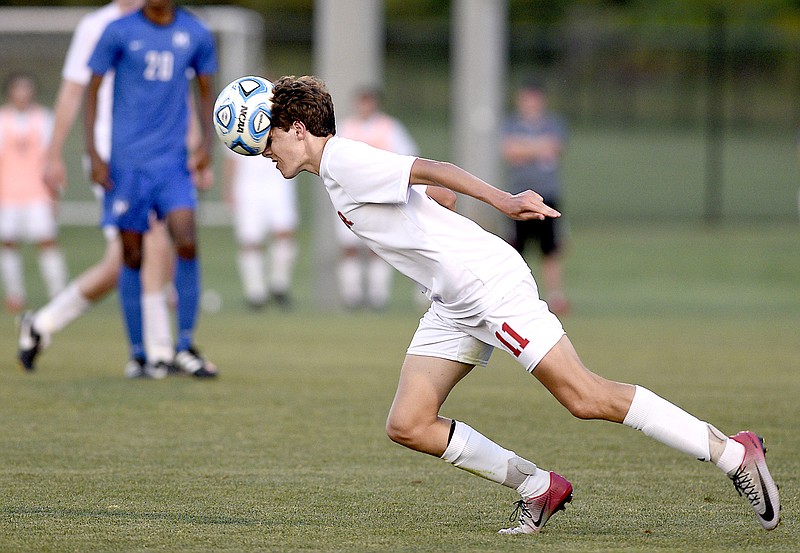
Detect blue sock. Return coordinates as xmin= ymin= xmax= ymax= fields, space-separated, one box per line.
xmin=175 ymin=256 xmax=200 ymax=352
xmin=119 ymin=265 xmax=145 ymax=360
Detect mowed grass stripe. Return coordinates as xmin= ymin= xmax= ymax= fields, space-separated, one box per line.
xmin=0 ymin=224 xmax=797 ymax=551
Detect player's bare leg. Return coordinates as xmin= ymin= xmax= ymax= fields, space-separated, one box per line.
xmin=532 ymin=336 xmax=634 ymax=422
xmin=1 ymin=243 xmax=26 ymax=313
xmin=541 ymin=253 xmax=568 ymax=315
xmin=17 ymin=235 xmax=120 ymax=371
xmin=76 ymin=234 xmax=122 ymax=301
xmin=386 ymin=355 xmax=472 ymax=456
xmin=534 ymin=335 xmax=780 ymax=530
xmin=18 ymin=222 xmax=175 ymax=373
xmin=386 ymin=355 xmax=571 ymax=534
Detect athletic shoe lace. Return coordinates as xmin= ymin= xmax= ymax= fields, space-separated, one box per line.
xmin=731 ymin=466 xmax=761 ymax=507
xmin=508 ymin=499 xmax=531 ymax=523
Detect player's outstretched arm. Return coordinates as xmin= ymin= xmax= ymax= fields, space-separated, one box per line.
xmin=189 ymin=73 xmax=216 ymax=176
xmin=44 ymin=79 xmax=85 ymax=193
xmin=409 ymin=158 xmax=560 ymax=221
xmin=84 ymin=74 xmax=110 ymax=190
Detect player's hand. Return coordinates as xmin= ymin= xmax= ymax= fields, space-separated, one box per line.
xmin=425 ymin=185 xmax=457 ymax=211
xmin=189 ymin=146 xmax=214 ymax=191
xmin=89 ymin=154 xmax=112 ymax=191
xmin=43 ymin=156 xmax=67 ymax=197
xmin=500 ymin=190 xmax=561 ymax=221
xmin=192 ymin=165 xmax=214 ymax=191
xmin=189 ymin=146 xmax=211 ymax=174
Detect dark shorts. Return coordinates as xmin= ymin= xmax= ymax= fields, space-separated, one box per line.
xmin=512 ymin=198 xmax=563 ymax=256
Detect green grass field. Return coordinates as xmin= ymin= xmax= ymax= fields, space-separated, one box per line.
xmin=1 ymin=222 xmax=798 ymax=552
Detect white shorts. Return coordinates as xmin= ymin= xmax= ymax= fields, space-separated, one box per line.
xmin=406 ymin=275 xmax=565 ymax=372
xmin=233 ymin=178 xmax=298 ymax=244
xmin=0 ymin=202 xmax=58 ymax=243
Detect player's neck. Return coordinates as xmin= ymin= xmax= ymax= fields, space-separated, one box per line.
xmin=143 ymin=5 xmax=176 ymax=26
xmin=306 ymin=135 xmax=333 ymax=176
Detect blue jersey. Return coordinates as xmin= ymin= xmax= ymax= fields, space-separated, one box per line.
xmin=89 ymin=8 xmax=216 ymax=169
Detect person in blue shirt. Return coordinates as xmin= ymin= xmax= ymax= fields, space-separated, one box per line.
xmin=85 ymin=0 xmax=217 ymax=377
xmin=501 ymin=76 xmax=570 ymax=316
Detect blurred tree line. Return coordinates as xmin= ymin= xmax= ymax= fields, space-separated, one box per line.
xmin=4 ymin=0 xmax=800 ymax=129
xmin=3 ymin=0 xmax=798 ymax=219
xmin=5 ymin=0 xmax=800 ymax=25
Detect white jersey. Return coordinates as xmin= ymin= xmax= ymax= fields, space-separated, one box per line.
xmin=335 ymin=113 xmax=419 ymax=247
xmin=61 ymin=2 xmax=124 ymax=161
xmin=0 ymin=107 xmax=53 ymax=154
xmin=320 ymin=136 xmax=531 ymax=318
xmin=227 ymin=150 xmax=298 ymax=242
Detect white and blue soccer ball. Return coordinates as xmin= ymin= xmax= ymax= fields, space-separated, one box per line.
xmin=213 ymin=75 xmax=274 ymax=156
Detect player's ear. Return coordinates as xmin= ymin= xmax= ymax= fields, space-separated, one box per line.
xmin=292 ymin=120 xmax=306 ymax=138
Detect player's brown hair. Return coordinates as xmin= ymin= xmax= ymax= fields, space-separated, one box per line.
xmin=270 ymin=75 xmax=336 ymax=137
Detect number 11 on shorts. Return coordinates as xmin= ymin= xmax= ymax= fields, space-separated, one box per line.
xmin=495 ymin=322 xmax=530 ymax=357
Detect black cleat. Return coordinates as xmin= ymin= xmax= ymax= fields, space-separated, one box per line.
xmin=123 ymin=358 xmax=167 ymax=379
xmin=17 ymin=311 xmax=43 ymax=371
xmin=174 ymin=347 xmax=218 ymax=378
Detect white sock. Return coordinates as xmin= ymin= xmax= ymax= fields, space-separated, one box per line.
xmin=623 ymin=385 xmax=719 ymax=463
xmin=441 ymin=421 xmax=550 ymax=497
xmin=34 ymin=281 xmax=91 ymax=335
xmin=237 ymin=249 xmax=267 ymax=304
xmin=338 ymin=257 xmax=363 ymax=307
xmin=38 ymin=247 xmax=68 ymax=298
xmin=708 ymin=425 xmax=746 ymax=475
xmin=367 ymin=257 xmax=392 ymax=309
xmin=142 ymin=290 xmax=173 ymax=363
xmin=1 ymin=247 xmax=25 ymax=303
xmin=269 ymin=237 xmax=297 ymax=295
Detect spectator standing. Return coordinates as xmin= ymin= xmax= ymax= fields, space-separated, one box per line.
xmin=501 ymin=77 xmax=569 ymax=315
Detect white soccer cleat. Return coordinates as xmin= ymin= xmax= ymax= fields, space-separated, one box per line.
xmin=728 ymin=431 xmax=781 ymax=530
xmin=173 ymin=347 xmax=218 ymax=378
xmin=499 ymin=471 xmax=573 ymax=535
xmin=17 ymin=310 xmax=49 ymax=371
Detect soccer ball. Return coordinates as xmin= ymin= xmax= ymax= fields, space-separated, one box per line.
xmin=213 ymin=75 xmax=274 ymax=156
